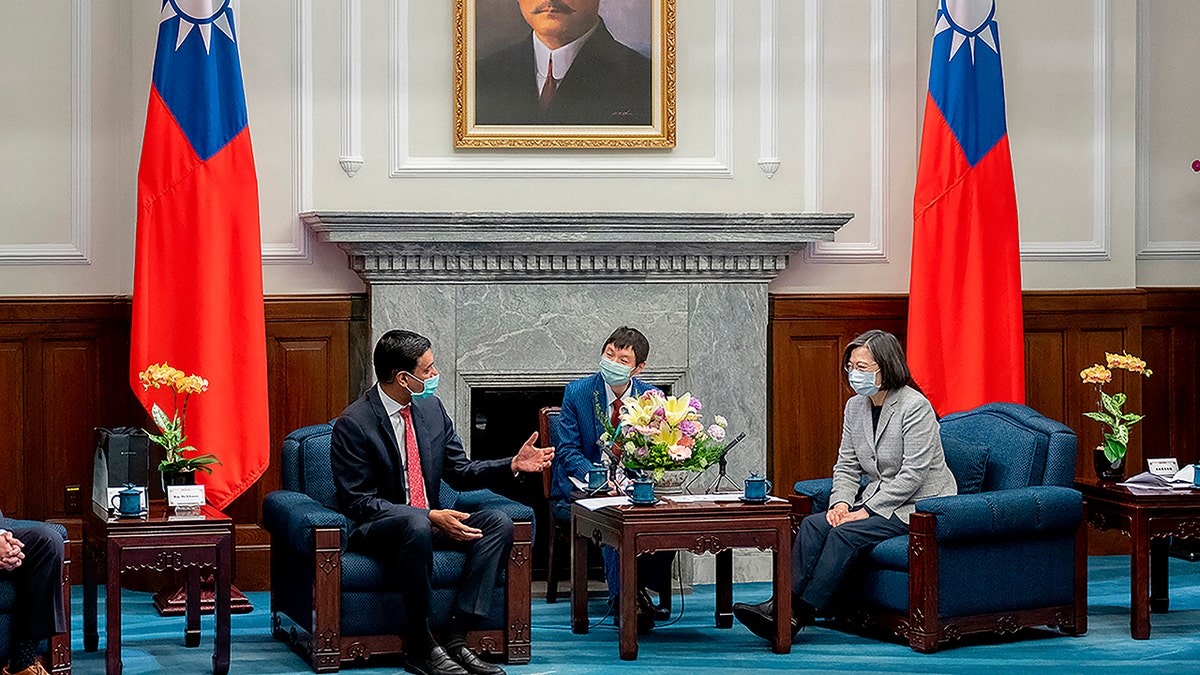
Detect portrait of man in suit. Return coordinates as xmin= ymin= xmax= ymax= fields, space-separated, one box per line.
xmin=474 ymin=0 xmax=653 ymax=126
xmin=330 ymin=329 xmax=554 ymax=675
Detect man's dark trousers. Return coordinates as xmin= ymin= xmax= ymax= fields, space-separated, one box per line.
xmin=350 ymin=505 xmax=514 ymax=636
xmin=0 ymin=523 xmax=66 ymax=645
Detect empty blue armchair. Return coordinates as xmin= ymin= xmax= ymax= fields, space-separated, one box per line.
xmin=790 ymin=402 xmax=1086 ymax=652
xmin=263 ymin=423 xmax=534 ymax=672
xmin=0 ymin=512 xmax=71 ymax=674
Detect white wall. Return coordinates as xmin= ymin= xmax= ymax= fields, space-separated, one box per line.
xmin=0 ymin=1 xmax=1195 ymax=297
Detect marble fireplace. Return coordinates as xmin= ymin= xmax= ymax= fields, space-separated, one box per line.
xmin=302 ymin=211 xmax=850 ymax=582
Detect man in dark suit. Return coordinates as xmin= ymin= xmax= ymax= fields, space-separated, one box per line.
xmin=551 ymin=326 xmax=674 ymax=630
xmin=0 ymin=515 xmax=66 ymax=675
xmin=476 ymin=0 xmax=652 ymax=125
xmin=331 ymin=330 xmax=554 ymax=675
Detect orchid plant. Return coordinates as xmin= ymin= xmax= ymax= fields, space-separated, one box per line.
xmin=1079 ymin=351 xmax=1152 ymax=463
xmin=602 ymin=389 xmax=729 ymax=480
xmin=138 ymin=362 xmax=221 ymax=475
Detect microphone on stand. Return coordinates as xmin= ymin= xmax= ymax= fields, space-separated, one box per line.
xmin=703 ymin=431 xmax=747 ymax=494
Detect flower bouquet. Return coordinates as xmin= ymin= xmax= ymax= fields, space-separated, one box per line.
xmin=604 ymin=389 xmax=729 ymax=483
xmin=1079 ymin=351 xmax=1151 ymax=479
xmin=138 ymin=362 xmax=221 ymax=476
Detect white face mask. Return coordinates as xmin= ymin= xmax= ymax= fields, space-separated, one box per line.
xmin=848 ymin=369 xmax=879 ymax=397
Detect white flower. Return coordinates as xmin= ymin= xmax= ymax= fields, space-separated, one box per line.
xmin=714 ymin=415 xmax=728 ymax=427
xmin=707 ymin=424 xmax=726 ymax=441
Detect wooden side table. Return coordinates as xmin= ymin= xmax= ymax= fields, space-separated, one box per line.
xmin=571 ymin=498 xmax=793 ymax=660
xmin=82 ymin=502 xmax=233 ymax=675
xmin=1075 ymin=476 xmax=1200 ymax=639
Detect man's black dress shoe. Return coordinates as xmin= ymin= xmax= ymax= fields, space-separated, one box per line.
xmin=611 ymin=598 xmax=657 ymax=633
xmin=443 ymin=640 xmax=506 ymax=675
xmin=403 ymin=644 xmax=468 ymax=675
xmin=732 ymin=598 xmax=806 ymax=643
xmin=637 ymin=587 xmax=671 ymax=621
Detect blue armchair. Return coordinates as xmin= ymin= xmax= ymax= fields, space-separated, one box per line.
xmin=263 ymin=423 xmax=534 ymax=673
xmin=0 ymin=513 xmax=71 ymax=674
xmin=790 ymin=402 xmax=1087 ymax=652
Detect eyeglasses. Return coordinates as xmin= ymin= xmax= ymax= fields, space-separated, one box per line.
xmin=844 ymin=363 xmax=879 ymax=373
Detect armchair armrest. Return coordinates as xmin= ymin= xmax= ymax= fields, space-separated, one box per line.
xmin=262 ymin=490 xmax=349 ymax=556
xmin=915 ymin=486 xmax=1082 ymax=542
xmin=0 ymin=518 xmax=67 ymax=542
xmin=792 ymin=478 xmax=834 ymax=513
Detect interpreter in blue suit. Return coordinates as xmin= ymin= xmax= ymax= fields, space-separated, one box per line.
xmin=551 ymin=326 xmax=675 ymax=630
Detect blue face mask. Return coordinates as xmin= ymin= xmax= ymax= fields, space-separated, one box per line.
xmin=848 ymin=369 xmax=879 ymax=397
xmin=405 ymin=371 xmax=439 ymax=400
xmin=599 ymin=357 xmax=634 ymax=387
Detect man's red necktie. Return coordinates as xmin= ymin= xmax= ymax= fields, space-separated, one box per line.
xmin=397 ymin=407 xmax=427 ymax=509
xmin=539 ymin=56 xmax=557 ymax=109
xmin=610 ymin=398 xmax=622 ymax=457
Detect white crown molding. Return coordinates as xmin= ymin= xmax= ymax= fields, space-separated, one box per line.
xmin=263 ymin=0 xmax=313 ymax=263
xmin=0 ymin=0 xmax=91 ymax=265
xmin=757 ymin=0 xmax=779 ymax=178
xmin=339 ymin=0 xmax=363 ymax=177
xmin=1021 ymin=0 xmax=1112 ymax=262
xmin=388 ymin=0 xmax=733 ymax=178
xmin=804 ymin=0 xmax=888 ymax=264
xmin=1135 ymin=3 xmax=1200 ymax=260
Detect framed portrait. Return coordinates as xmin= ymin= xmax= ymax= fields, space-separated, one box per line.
xmin=454 ymin=0 xmax=676 ymax=148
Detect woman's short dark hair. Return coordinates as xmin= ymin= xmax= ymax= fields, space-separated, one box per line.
xmin=603 ymin=326 xmax=650 ymax=366
xmin=843 ymin=329 xmax=912 ymax=391
xmin=374 ymin=330 xmax=431 ymax=383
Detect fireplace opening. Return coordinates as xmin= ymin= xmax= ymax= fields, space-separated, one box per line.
xmin=470 ymin=385 xmax=568 ymax=582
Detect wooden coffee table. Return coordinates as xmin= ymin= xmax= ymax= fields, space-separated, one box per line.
xmin=1075 ymin=476 xmax=1200 ymax=639
xmin=570 ymin=497 xmax=793 ymax=660
xmin=82 ymin=501 xmax=233 ymax=674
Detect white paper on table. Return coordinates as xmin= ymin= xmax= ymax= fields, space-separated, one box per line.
xmin=664 ymin=493 xmax=786 ymax=503
xmin=576 ymin=496 xmax=633 ymax=510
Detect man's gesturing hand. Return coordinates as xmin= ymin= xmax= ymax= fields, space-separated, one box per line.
xmin=510 ymin=431 xmax=555 ymax=474
xmin=429 ymin=509 xmax=483 ymax=541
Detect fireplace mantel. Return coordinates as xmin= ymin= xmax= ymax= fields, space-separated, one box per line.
xmin=301 ymin=211 xmax=852 ymax=283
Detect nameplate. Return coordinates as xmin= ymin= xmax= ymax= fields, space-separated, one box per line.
xmin=1147 ymin=458 xmax=1179 ymax=477
xmin=167 ymin=485 xmax=206 ymax=507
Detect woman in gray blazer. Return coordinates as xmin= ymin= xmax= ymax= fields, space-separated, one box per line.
xmin=734 ymin=329 xmax=957 ymax=642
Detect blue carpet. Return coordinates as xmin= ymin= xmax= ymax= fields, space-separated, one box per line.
xmin=69 ymin=555 xmax=1200 ymax=674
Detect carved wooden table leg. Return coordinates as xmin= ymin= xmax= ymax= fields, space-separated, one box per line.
xmin=618 ymin=533 xmax=638 ymax=660
xmin=570 ymin=518 xmax=589 ymax=635
xmin=83 ymin=538 xmax=99 ymax=653
xmin=213 ymin=531 xmax=232 ymax=675
xmin=186 ymin=568 xmax=201 ymax=647
xmin=1149 ymin=537 xmax=1170 ymax=613
xmin=105 ymin=538 xmax=123 ymax=674
xmin=772 ymin=525 xmax=793 ymax=655
xmin=1130 ymin=515 xmax=1151 ymax=639
xmin=714 ymin=549 xmax=732 ymax=628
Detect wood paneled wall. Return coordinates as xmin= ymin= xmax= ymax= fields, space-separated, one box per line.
xmin=770 ymin=290 xmax=1200 ymax=495
xmin=0 ymin=295 xmax=365 ymax=590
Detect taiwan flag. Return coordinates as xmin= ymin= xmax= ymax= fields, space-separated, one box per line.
xmin=908 ymin=0 xmax=1024 ymax=416
xmin=131 ymin=1 xmax=269 ymax=510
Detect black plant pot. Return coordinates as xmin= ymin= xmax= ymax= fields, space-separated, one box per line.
xmin=1094 ymin=446 xmax=1125 ymax=482
xmin=161 ymin=471 xmax=197 ymax=491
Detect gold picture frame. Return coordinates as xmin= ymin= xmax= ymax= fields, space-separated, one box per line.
xmin=454 ymin=0 xmax=676 ymax=149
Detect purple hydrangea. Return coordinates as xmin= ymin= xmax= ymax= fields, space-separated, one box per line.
xmin=688 ymin=397 xmax=702 ymax=411
xmin=679 ymin=420 xmax=702 ymax=437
